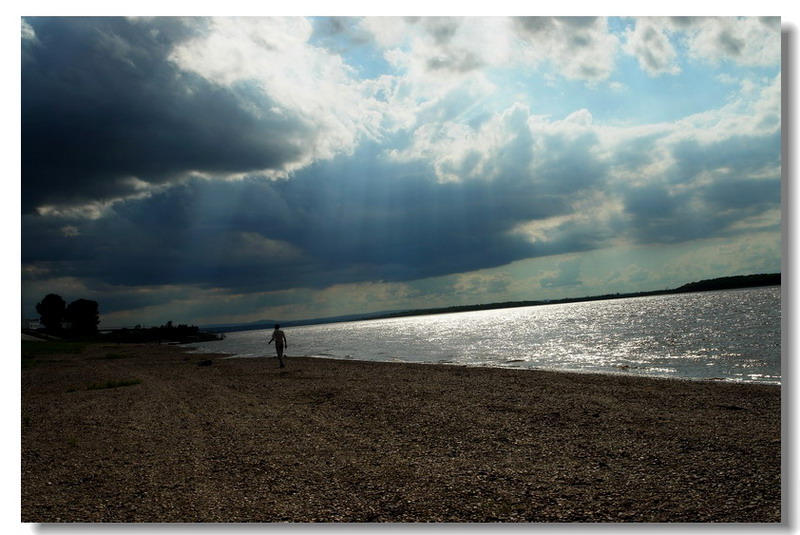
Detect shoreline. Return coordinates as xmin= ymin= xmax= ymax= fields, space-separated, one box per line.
xmin=22 ymin=342 xmax=781 ymax=523
xmin=207 ymin=350 xmax=783 ymax=387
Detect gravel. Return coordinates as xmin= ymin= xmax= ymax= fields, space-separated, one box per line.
xmin=21 ymin=343 xmax=781 ymax=523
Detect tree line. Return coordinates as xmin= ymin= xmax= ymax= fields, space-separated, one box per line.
xmin=370 ymin=273 xmax=781 ymax=321
xmin=34 ymin=293 xmax=99 ymax=335
xmin=108 ymin=321 xmax=223 ymax=343
xmin=32 ymin=293 xmax=223 ymax=343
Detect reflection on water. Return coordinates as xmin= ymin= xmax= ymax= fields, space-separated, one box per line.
xmin=190 ymin=287 xmax=781 ymax=385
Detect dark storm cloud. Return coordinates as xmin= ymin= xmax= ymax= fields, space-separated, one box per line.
xmin=620 ymin=130 xmax=781 ymax=245
xmin=702 ymin=177 xmax=780 ymax=211
xmin=292 ymin=160 xmax=562 ymax=282
xmin=22 ymin=17 xmax=310 ymax=213
xmin=22 ymin=140 xmax=578 ymax=293
xmin=623 ymin=184 xmax=677 ymax=219
xmin=622 ymin=181 xmax=780 ymax=245
xmin=670 ymin=132 xmax=780 ymax=183
xmin=17 ymin=15 xmax=783 ymax=330
xmin=610 ymin=133 xmax=663 ymax=172
xmin=23 ymin=177 xmax=301 ymax=289
xmin=532 ymin=131 xmax=607 ymax=195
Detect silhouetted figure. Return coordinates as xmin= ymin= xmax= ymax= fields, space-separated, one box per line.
xmin=268 ymin=324 xmax=288 ymax=368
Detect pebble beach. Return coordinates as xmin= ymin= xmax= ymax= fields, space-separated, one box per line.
xmin=21 ymin=342 xmax=781 ymax=523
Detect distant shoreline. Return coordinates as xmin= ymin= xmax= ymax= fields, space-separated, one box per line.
xmin=370 ymin=274 xmax=781 ymax=322
xmin=205 ymin=273 xmax=780 ymax=333
xmin=237 ymin=352 xmax=784 ymax=386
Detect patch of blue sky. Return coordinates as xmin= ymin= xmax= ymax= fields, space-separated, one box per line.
xmin=598 ymin=55 xmax=710 ymax=124
xmin=637 ymin=65 xmax=775 ymax=124
xmin=483 ymin=66 xmax=618 ymax=123
xmin=592 ymin=57 xmax=774 ymax=125
xmin=308 ymin=17 xmax=393 ymax=80
xmin=607 ymin=16 xmax=635 ymax=34
xmin=340 ymin=44 xmax=393 ymax=80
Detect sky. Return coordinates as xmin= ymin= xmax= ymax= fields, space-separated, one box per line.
xmin=19 ymin=12 xmax=785 ymax=328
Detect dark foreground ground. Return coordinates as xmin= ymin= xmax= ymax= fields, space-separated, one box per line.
xmin=21 ymin=342 xmax=781 ymax=523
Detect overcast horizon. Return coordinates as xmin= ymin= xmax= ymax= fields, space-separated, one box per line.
xmin=21 ymin=16 xmax=783 ymax=327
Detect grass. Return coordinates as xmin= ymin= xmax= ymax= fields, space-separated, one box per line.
xmin=86 ymin=379 xmax=142 ymax=390
xmin=22 ymin=341 xmax=85 ymax=368
xmin=22 ymin=341 xmax=143 ymax=392
xmin=22 ymin=340 xmax=85 ymax=357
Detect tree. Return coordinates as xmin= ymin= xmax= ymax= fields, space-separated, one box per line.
xmin=65 ymin=299 xmax=100 ymax=335
xmin=35 ymin=293 xmax=66 ymax=331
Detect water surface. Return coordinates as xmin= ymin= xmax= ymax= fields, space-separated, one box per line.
xmin=189 ymin=287 xmax=781 ymax=384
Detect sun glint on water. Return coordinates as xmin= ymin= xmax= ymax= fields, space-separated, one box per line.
xmin=190 ymin=287 xmax=781 ymax=385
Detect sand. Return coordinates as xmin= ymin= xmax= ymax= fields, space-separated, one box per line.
xmin=21 ymin=342 xmax=781 ymax=523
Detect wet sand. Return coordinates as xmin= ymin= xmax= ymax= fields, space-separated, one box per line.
xmin=21 ymin=342 xmax=781 ymax=523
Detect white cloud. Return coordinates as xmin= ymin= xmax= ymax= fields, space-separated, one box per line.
xmin=21 ymin=16 xmax=783 ymax=327
xmin=623 ymin=17 xmax=780 ymax=77
xmin=513 ymin=17 xmax=620 ymax=81
xmin=623 ymin=18 xmax=681 ymax=76
xmin=358 ymin=18 xmax=512 ymax=134
xmin=368 ymin=16 xmax=621 ymax=83
xmin=60 ymin=226 xmax=80 ymax=237
xmin=389 ymin=101 xmax=532 ymax=183
xmin=169 ymin=17 xmax=387 ymax=176
xmin=362 ymin=15 xmax=621 ymax=128
xmin=670 ymin=72 xmax=781 ymax=144
xmin=21 ymin=19 xmax=36 ymax=40
xmin=511 ymin=192 xmax=623 ymax=248
xmin=37 ymin=201 xmax=115 ymax=220
xmin=34 ymin=178 xmax=174 ymax=221
xmin=358 ymin=17 xmax=410 ymax=49
xmin=362 ymin=17 xmax=515 ymax=76
xmin=681 ymin=17 xmax=781 ymax=67
xmin=727 ymin=208 xmax=781 ymax=233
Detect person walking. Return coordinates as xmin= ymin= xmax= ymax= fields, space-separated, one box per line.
xmin=268 ymin=324 xmax=288 ymax=368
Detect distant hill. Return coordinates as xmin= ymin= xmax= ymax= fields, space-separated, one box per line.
xmin=202 ymin=273 xmax=780 ymax=333
xmin=673 ymin=273 xmax=780 ymax=293
xmin=367 ymin=273 xmax=781 ymax=322
xmin=202 ymin=310 xmax=406 ymax=333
